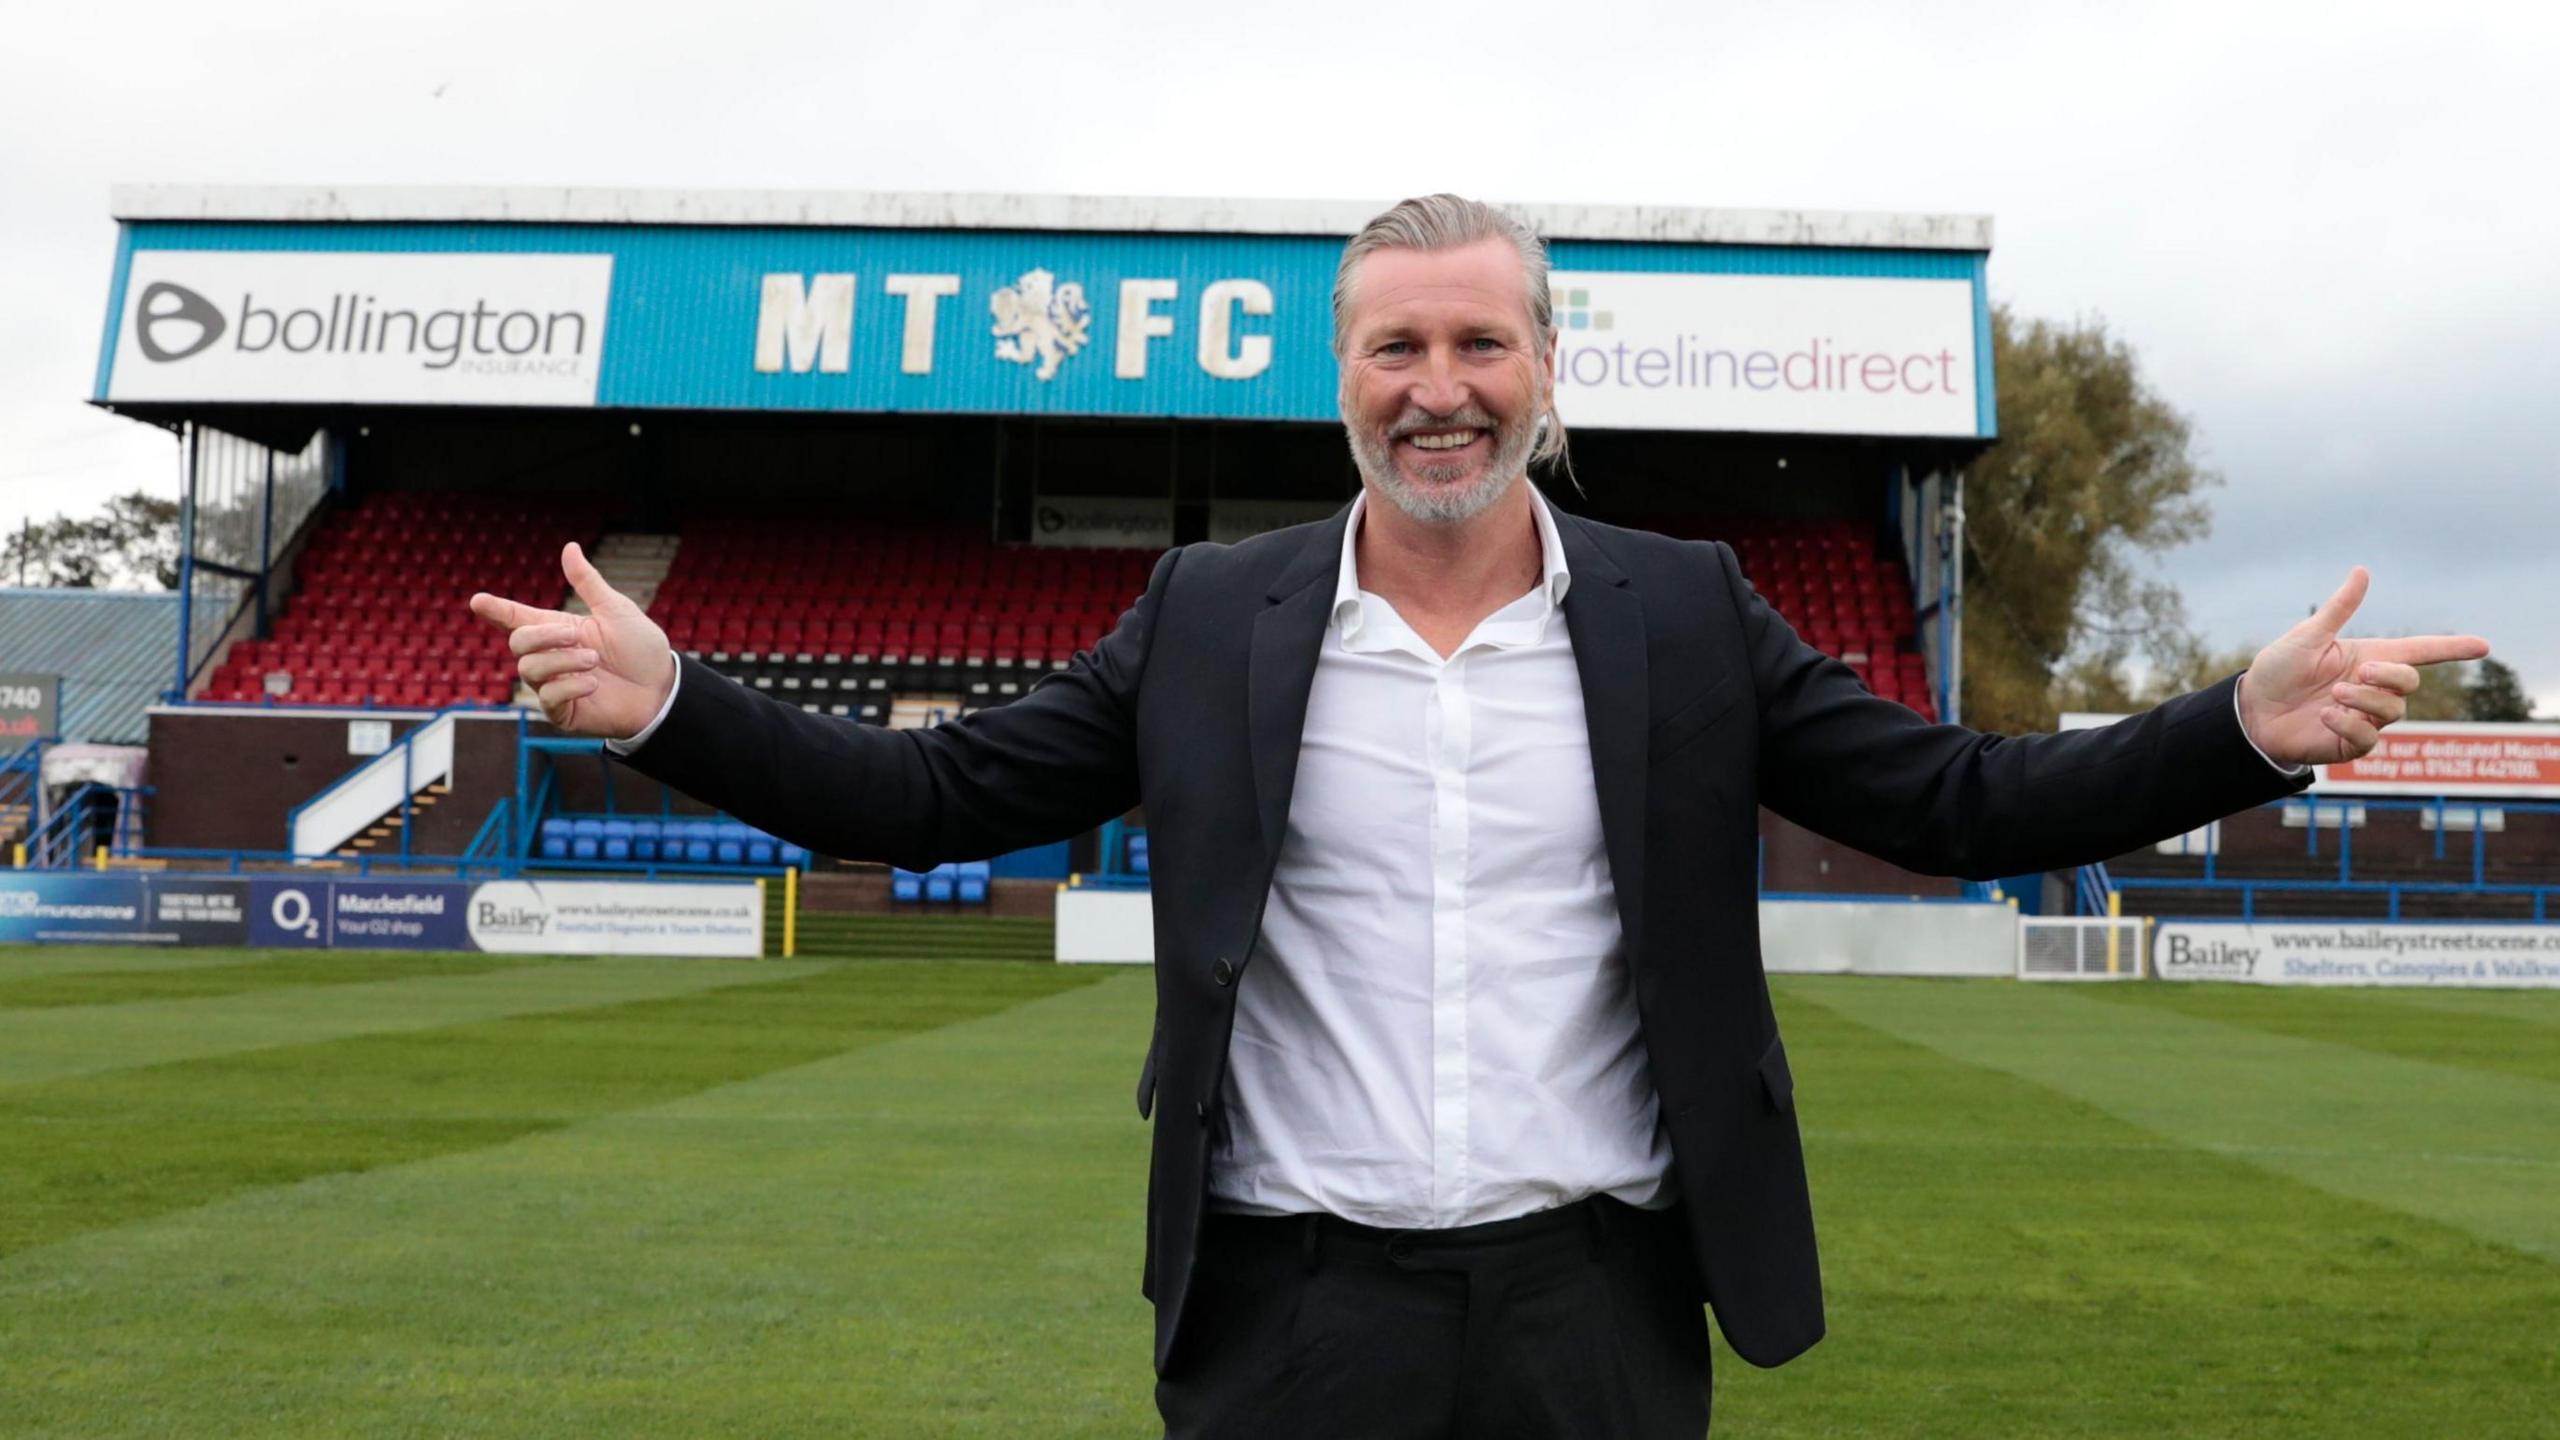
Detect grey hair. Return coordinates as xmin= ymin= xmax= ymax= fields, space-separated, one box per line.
xmin=1331 ymin=193 xmax=1571 ymax=474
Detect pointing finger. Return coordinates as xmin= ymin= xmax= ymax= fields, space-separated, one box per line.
xmin=470 ymin=591 xmax=569 ymax=635
xmin=2358 ymin=634 xmax=2492 ymax=668
xmin=2305 ymin=566 xmax=2370 ymax=636
xmin=563 ymin=541 xmax=625 ymax=615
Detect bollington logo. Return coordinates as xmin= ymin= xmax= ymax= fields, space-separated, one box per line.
xmin=135 ymin=281 xmax=228 ymax=362
xmin=989 ymin=268 xmax=1091 ymax=381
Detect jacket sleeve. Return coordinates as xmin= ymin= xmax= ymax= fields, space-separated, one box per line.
xmin=1717 ymin=541 xmax=2311 ymax=880
xmin=611 ymin=547 xmax=1178 ymax=871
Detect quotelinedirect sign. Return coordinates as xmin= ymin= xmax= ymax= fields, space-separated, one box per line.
xmin=107 ymin=251 xmax=615 ymax=406
xmin=1546 ymin=271 xmax=1979 ymax=437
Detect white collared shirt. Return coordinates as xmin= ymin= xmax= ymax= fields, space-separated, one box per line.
xmin=1207 ymin=486 xmax=1671 ymax=1229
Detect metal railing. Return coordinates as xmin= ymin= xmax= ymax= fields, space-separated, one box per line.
xmin=2117 ymin=795 xmax=2560 ymax=922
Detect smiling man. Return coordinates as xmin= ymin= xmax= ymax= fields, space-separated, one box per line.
xmin=472 ymin=194 xmax=2487 ymax=1438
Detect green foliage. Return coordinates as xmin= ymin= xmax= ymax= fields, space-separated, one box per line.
xmin=0 ymin=489 xmax=181 ymax=589
xmin=2465 ymin=657 xmax=2534 ymax=722
xmin=1963 ymin=307 xmax=2218 ymax=733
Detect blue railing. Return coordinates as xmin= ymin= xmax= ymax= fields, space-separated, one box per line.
xmin=2116 ymin=794 xmax=2560 ymax=922
xmin=2114 ymin=875 xmax=2560 ymax=923
xmin=2075 ymin=862 xmax=2117 ymax=916
xmin=118 ymin=845 xmax=792 ymax=883
xmin=29 ymin=782 xmax=111 ymax=869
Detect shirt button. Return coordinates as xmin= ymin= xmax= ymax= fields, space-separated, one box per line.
xmin=1194 ymin=1099 xmax=1209 ymax=1120
xmin=1386 ymin=1240 xmax=1415 ymax=1266
xmin=1212 ymin=957 xmax=1235 ymax=986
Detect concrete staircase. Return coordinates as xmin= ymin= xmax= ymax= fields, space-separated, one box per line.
xmin=335 ymin=781 xmax=453 ymax=860
xmin=571 ymin=532 xmax=679 ymax=614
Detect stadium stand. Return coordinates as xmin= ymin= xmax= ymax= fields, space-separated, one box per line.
xmin=1649 ymin=515 xmax=1935 ymax=719
xmin=650 ymin=520 xmax=1159 ymax=722
xmin=197 ymin=494 xmax=604 ymax=707
xmin=190 ymin=501 xmax=1933 ymax=722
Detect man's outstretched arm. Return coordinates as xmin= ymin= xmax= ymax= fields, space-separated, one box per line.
xmin=1728 ymin=548 xmax=2489 ymax=881
xmin=469 ymin=543 xmax=1172 ymax=871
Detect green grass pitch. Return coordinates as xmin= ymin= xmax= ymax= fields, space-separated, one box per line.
xmin=3 ymin=941 xmax=2553 ymax=1437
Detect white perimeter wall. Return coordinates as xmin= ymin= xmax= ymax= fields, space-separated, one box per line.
xmin=1057 ymin=890 xmax=2014 ymax=977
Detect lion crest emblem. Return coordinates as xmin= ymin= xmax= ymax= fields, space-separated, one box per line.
xmin=989 ymin=268 xmax=1091 ymax=381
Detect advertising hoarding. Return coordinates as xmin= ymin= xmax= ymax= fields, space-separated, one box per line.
xmin=99 ymin=224 xmax=1992 ymax=438
xmin=106 ymin=251 xmax=614 ymax=407
xmin=3 ymin=874 xmax=760 ymax=958
xmin=2154 ymin=921 xmax=2560 ymax=989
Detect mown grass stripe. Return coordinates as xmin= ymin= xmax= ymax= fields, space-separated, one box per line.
xmin=0 ymin=957 xmax=1106 ymax=1262
xmin=0 ymin=950 xmax=545 ymax=1010
xmin=1788 ymin=977 xmax=2560 ymax=1264
xmin=0 ymin=954 xmax=833 ymax=1088
xmin=2362 ymin=984 xmax=2560 ymax=1029
xmin=2076 ymin=980 xmax=2560 ymax=1085
xmin=0 ymin=942 xmax=281 ymax=982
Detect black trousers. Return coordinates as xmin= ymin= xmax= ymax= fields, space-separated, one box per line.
xmin=1156 ymin=1196 xmax=1712 ymax=1439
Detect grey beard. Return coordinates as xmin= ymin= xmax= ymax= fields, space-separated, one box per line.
xmin=1346 ymin=413 xmax=1538 ymax=525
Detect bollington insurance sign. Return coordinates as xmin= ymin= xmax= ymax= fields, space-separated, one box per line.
xmin=97 ymin=224 xmax=1990 ymax=436
xmin=104 ymin=251 xmax=613 ymax=406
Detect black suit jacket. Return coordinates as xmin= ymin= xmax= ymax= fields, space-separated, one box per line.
xmin=618 ymin=503 xmax=2312 ymax=1372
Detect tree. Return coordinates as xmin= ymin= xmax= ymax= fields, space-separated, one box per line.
xmin=0 ymin=491 xmax=181 ymax=589
xmin=1960 ymin=306 xmax=2219 ymax=734
xmin=2465 ymin=657 xmax=2534 ymax=722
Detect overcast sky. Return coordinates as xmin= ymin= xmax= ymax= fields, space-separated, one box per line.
xmin=4 ymin=0 xmax=2553 ymax=709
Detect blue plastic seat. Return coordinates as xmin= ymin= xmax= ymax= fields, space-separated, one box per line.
xmin=1129 ymin=833 xmax=1150 ymax=876
xmin=601 ymin=819 xmax=634 ymax=862
xmin=682 ymin=822 xmax=713 ymax=864
xmin=956 ymin=859 xmax=990 ymax=905
xmin=629 ymin=818 xmax=661 ymax=862
xmin=539 ymin=818 xmax=571 ymax=861
xmin=924 ymin=863 xmax=956 ymax=903
xmin=570 ymin=817 xmax=604 ymax=862
xmin=892 ymin=867 xmax=923 ymax=902
xmin=780 ymin=842 xmax=811 ymax=868
xmin=746 ymin=828 xmax=777 ymax=867
xmin=714 ymin=821 xmax=745 ymax=866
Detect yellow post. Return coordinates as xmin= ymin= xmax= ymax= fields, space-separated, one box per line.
xmin=783 ymin=865 xmax=799 ymax=959
xmin=2105 ymin=889 xmax=2123 ymax=976
xmin=93 ymin=845 xmax=108 ymax=872
xmin=755 ymin=877 xmax=769 ymax=958
xmin=9 ymin=841 xmax=21 ymax=869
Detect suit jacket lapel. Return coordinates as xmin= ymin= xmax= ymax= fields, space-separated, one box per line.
xmin=1558 ymin=513 xmax=1649 ymax=946
xmin=1248 ymin=507 xmax=1349 ymax=865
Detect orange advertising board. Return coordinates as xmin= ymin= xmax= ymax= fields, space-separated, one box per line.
xmin=2313 ymin=723 xmax=2560 ymax=798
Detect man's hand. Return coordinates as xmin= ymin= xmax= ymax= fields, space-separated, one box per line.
xmin=468 ymin=542 xmax=675 ymax=740
xmin=2238 ymin=566 xmax=2490 ymax=767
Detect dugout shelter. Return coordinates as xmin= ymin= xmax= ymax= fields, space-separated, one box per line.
xmin=86 ymin=185 xmax=1997 ymax=901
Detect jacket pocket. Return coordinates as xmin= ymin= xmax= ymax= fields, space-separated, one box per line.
xmin=1650 ymin=673 xmax=1744 ymax=761
xmin=1758 ymin=1033 xmax=1795 ymax=1113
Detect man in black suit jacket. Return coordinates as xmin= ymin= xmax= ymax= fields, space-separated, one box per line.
xmin=473 ymin=195 xmax=2484 ymax=1437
